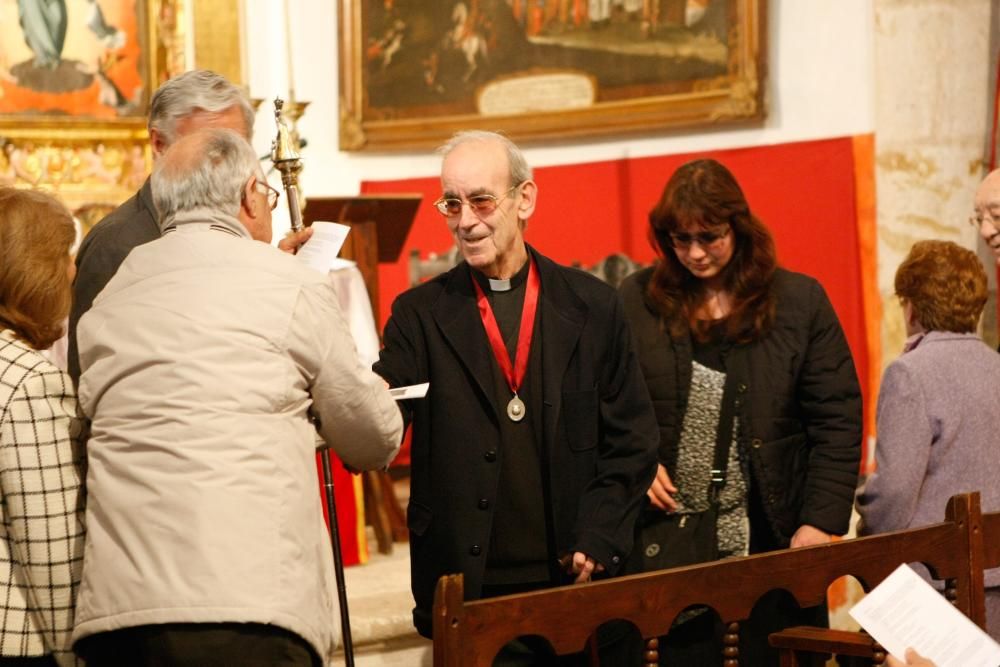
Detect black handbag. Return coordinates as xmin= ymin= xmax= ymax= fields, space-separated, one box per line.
xmin=635 ymin=502 xmax=720 ymax=570
xmin=630 ymin=371 xmax=738 ymax=572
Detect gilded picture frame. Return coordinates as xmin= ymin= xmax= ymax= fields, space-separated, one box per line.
xmin=0 ymin=0 xmax=242 ymax=213
xmin=339 ymin=0 xmax=767 ymax=151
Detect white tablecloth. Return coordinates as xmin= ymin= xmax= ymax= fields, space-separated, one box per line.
xmin=327 ymin=259 xmax=380 ymax=369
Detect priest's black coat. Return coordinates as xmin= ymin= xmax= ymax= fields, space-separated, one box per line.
xmin=374 ymin=246 xmax=659 ymax=638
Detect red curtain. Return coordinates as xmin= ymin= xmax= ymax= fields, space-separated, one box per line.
xmin=316 ymin=452 xmax=364 ymax=566
xmin=363 ymin=134 xmax=879 ymax=467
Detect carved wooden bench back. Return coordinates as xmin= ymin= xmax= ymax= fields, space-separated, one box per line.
xmin=410 ymin=248 xmax=646 ymax=289
xmin=432 ymin=493 xmax=985 ymax=666
xmin=408 ymin=247 xmax=461 ymax=287
xmin=984 ymin=510 xmax=1000 ymax=570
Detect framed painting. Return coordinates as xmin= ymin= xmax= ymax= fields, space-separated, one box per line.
xmin=0 ymin=0 xmax=241 ymax=210
xmin=339 ymin=0 xmax=766 ymax=151
xmin=0 ymin=0 xmax=164 ymax=121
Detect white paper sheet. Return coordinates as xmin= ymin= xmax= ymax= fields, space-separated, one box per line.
xmin=849 ymin=563 xmax=1000 ymax=667
xmin=297 ymin=221 xmax=351 ymax=274
xmin=389 ymin=383 xmax=429 ymax=401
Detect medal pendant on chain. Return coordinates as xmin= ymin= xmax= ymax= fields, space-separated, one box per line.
xmin=507 ymin=395 xmax=525 ymax=422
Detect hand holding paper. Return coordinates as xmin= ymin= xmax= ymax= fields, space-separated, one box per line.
xmin=296 ymin=221 xmax=351 ymax=274
xmin=849 ymin=564 xmax=1000 ymax=667
xmin=887 ymin=648 xmax=937 ymax=667
xmin=278 ymin=226 xmax=314 ymax=255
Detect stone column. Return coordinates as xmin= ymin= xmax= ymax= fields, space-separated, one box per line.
xmin=828 ymin=0 xmax=996 ymax=636
xmin=874 ymin=0 xmax=995 ymax=360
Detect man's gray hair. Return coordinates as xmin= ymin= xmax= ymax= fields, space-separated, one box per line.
xmin=438 ymin=130 xmax=533 ymax=186
xmin=148 ymin=70 xmax=255 ymax=147
xmin=152 ymin=128 xmax=260 ymax=223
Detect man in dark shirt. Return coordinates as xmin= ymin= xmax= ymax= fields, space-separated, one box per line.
xmin=67 ymin=69 xmax=309 ymax=383
xmin=373 ymin=131 xmax=658 ymax=658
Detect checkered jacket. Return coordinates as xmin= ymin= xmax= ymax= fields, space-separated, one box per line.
xmin=0 ymin=330 xmax=85 ymax=667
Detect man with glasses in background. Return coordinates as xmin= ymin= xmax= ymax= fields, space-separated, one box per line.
xmin=974 ymin=169 xmax=1000 ymax=264
xmin=374 ymin=130 xmax=658 ymax=662
xmin=972 ymin=169 xmax=1000 ymax=351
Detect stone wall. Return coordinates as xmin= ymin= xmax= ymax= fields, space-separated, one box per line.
xmin=874 ymin=0 xmax=996 ymax=360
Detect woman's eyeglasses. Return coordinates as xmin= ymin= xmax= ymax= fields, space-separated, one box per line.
xmin=434 ymin=184 xmax=521 ymax=218
xmin=668 ymin=227 xmax=730 ymax=250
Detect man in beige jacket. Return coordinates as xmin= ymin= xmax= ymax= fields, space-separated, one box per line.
xmin=72 ymin=128 xmax=403 ymax=666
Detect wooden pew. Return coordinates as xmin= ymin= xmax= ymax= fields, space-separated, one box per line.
xmin=770 ymin=495 xmax=990 ymax=665
xmin=984 ymin=511 xmax=1000 ymax=570
xmin=432 ymin=493 xmax=985 ymax=666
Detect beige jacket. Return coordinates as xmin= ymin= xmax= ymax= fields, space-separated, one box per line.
xmin=72 ymin=208 xmax=402 ymax=663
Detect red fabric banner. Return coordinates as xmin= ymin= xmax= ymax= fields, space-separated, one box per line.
xmin=363 ymin=134 xmax=878 ymax=468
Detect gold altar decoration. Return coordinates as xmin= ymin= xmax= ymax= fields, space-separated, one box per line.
xmin=270 ymin=96 xmax=307 ymax=229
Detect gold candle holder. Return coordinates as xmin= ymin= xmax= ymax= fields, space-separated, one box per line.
xmin=270 ymin=97 xmax=308 ymax=230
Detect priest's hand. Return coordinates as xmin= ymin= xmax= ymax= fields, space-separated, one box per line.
xmin=568 ymin=552 xmax=605 ymax=584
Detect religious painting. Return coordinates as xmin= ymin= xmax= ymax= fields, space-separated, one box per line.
xmin=0 ymin=0 xmax=241 ymax=211
xmin=0 ymin=0 xmax=159 ymax=120
xmin=339 ymin=0 xmax=767 ymax=151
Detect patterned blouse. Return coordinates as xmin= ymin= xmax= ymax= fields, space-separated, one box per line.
xmin=673 ymin=360 xmax=749 ymax=559
xmin=0 ymin=330 xmax=85 ymax=666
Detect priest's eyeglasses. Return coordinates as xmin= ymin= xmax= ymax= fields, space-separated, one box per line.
xmin=434 ymin=184 xmax=521 ymax=218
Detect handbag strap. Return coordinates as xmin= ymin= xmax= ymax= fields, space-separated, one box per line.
xmin=708 ymin=357 xmax=739 ymax=505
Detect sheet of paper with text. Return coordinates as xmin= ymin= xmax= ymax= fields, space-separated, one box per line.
xmin=850 ymin=563 xmax=1000 ymax=667
xmin=297 ymin=221 xmax=351 ymax=274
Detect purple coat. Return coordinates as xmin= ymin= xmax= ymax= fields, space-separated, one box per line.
xmin=857 ymin=330 xmax=1000 ymax=637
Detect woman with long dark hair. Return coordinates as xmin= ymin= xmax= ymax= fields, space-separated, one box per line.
xmin=619 ymin=159 xmax=862 ymax=664
xmin=0 ymin=188 xmax=85 ymax=667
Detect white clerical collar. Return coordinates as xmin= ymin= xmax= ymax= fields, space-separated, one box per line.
xmin=489 ymin=278 xmax=512 ymax=292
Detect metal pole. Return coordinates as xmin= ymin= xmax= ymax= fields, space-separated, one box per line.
xmin=271 ymin=97 xmax=355 ymax=665
xmin=322 ymin=452 xmax=356 ymax=667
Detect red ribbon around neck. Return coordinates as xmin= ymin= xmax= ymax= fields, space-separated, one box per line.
xmin=471 ymin=259 xmax=540 ymax=396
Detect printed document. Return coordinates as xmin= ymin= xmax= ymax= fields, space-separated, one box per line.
xmin=849 ymin=563 xmax=1000 ymax=667
xmin=297 ymin=221 xmax=351 ymax=274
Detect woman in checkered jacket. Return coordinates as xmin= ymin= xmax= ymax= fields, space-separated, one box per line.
xmin=0 ymin=188 xmax=85 ymax=667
